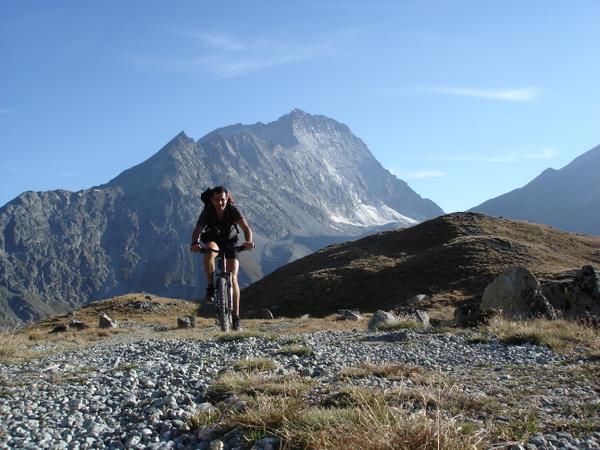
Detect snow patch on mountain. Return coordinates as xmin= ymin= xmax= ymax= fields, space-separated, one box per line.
xmin=329 ymin=203 xmax=418 ymax=227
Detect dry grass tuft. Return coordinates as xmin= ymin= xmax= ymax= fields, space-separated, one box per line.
xmin=230 ymin=390 xmax=487 ymax=449
xmin=0 ymin=332 xmax=21 ymax=363
xmin=201 ymin=371 xmax=495 ymax=449
xmin=26 ymin=326 xmax=128 ymax=344
xmin=233 ymin=357 xmax=278 ymax=373
xmin=0 ymin=331 xmax=45 ymax=364
xmin=378 ymin=319 xmax=425 ymax=331
xmin=486 ymin=317 xmax=599 ymax=355
xmin=392 ymin=384 xmax=499 ymax=416
xmin=187 ymin=409 xmax=222 ymax=430
xmin=495 ymin=410 xmax=539 ymax=442
xmin=339 ymin=363 xmax=433 ymax=385
xmin=207 ymin=372 xmax=314 ymax=402
xmin=276 ymin=344 xmax=313 ymax=357
xmin=216 ymin=330 xmax=275 ymax=343
xmin=265 ymin=314 xmax=371 ymax=334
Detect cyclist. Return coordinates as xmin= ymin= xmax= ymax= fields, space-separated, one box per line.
xmin=190 ymin=186 xmax=254 ymax=331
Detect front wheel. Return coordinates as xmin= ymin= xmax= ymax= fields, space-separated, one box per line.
xmin=215 ymin=276 xmax=231 ymax=332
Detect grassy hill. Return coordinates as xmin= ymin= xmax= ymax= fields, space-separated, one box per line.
xmin=242 ymin=212 xmax=600 ymax=318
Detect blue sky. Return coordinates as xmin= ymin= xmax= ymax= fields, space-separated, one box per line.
xmin=1 ymin=1 xmax=599 ymax=212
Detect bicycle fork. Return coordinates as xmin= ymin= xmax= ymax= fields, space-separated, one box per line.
xmin=226 ymin=272 xmax=234 ymax=316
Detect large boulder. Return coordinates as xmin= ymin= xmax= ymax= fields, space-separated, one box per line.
xmin=543 ymin=265 xmax=600 ymax=319
xmin=566 ymin=266 xmax=600 ymax=317
xmin=481 ymin=266 xmax=556 ymax=320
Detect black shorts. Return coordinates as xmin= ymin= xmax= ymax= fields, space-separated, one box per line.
xmin=220 ymin=245 xmax=239 ymax=260
xmin=200 ymin=233 xmax=239 ymax=260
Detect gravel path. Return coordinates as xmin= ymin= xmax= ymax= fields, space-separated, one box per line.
xmin=1 ymin=328 xmax=598 ymax=449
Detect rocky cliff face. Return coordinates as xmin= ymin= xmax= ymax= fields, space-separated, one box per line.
xmin=0 ymin=109 xmax=443 ymax=325
xmin=470 ymin=144 xmax=600 ymax=236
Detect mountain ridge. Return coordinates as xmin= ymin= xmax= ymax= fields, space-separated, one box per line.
xmin=471 ymin=144 xmax=600 ymax=235
xmin=0 ymin=109 xmax=443 ymax=326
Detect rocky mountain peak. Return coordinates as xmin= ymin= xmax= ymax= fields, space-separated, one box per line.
xmin=201 ymin=109 xmax=353 ymax=151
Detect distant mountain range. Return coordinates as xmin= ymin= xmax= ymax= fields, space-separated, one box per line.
xmin=470 ymin=144 xmax=600 ymax=235
xmin=0 ymin=109 xmax=443 ymax=325
xmin=242 ymin=212 xmax=600 ymax=318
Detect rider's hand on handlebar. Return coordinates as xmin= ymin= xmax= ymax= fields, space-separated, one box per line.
xmin=190 ymin=243 xmax=202 ymax=253
xmin=242 ymin=241 xmax=255 ymax=250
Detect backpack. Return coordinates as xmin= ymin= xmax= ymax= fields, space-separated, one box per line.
xmin=200 ymin=188 xmax=213 ymax=206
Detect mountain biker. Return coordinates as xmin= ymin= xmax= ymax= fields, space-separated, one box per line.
xmin=190 ymin=186 xmax=254 ymax=331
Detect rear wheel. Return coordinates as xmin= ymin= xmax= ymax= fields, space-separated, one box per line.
xmin=215 ymin=276 xmax=231 ymax=332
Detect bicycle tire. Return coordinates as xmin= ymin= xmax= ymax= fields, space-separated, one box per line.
xmin=215 ymin=276 xmax=231 ymax=332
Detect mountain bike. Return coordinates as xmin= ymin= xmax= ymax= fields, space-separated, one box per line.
xmin=199 ymin=245 xmax=249 ymax=332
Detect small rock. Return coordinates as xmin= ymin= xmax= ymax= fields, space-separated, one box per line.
xmin=99 ymin=312 xmax=118 ymax=328
xmin=253 ymin=437 xmax=281 ymax=450
xmin=210 ymin=440 xmax=224 ymax=450
xmin=338 ymin=309 xmax=362 ymax=321
xmin=123 ymin=396 xmax=138 ymax=407
xmin=69 ymin=319 xmax=88 ymax=330
xmin=368 ymin=310 xmax=397 ymax=331
xmin=196 ymin=402 xmax=218 ymax=414
xmin=257 ymin=308 xmax=274 ymax=319
xmin=407 ymin=294 xmax=428 ymax=304
xmin=49 ymin=324 xmax=69 ymax=333
xmin=528 ymin=433 xmax=547 ymax=446
xmin=177 ymin=316 xmax=196 ymax=329
xmin=394 ymin=307 xmax=430 ymax=326
xmin=127 ymin=435 xmax=142 ymax=447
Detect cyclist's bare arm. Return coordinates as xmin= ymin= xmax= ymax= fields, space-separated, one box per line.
xmin=237 ymin=218 xmax=255 ymax=249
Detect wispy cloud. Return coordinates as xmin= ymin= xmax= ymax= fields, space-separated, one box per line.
xmin=209 ymin=45 xmax=331 ymax=78
xmin=370 ymin=86 xmax=541 ymax=102
xmin=134 ymin=31 xmax=336 ymax=78
xmin=391 ymin=169 xmax=445 ymax=179
xmin=432 ymin=148 xmax=558 ymax=163
xmin=434 ymin=86 xmax=540 ymax=102
xmin=176 ymin=31 xmax=246 ymax=51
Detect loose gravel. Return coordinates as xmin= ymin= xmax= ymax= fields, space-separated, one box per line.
xmin=1 ymin=328 xmax=598 ymax=449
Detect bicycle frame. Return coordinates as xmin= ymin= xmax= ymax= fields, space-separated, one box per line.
xmin=199 ymin=245 xmax=248 ymax=332
xmin=215 ymin=254 xmax=234 ymax=329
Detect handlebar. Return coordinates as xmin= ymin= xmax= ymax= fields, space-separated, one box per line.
xmin=196 ymin=245 xmax=253 ymax=254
